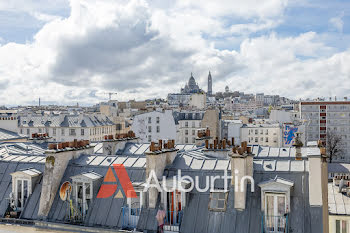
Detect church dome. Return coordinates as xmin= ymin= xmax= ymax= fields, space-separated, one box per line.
xmin=188 ymin=73 xmax=197 ymax=89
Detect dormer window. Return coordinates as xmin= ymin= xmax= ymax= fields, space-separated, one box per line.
xmin=258 ymin=177 xmax=293 ymax=233
xmin=70 ymin=172 xmax=102 ymax=219
xmin=10 ymin=168 xmax=42 ymax=211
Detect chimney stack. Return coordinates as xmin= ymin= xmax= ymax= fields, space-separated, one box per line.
xmin=38 ymin=140 xmax=94 ymax=219
xmin=146 ymin=139 xmax=178 ymax=208
xmin=308 ymin=146 xmax=328 ymax=233
xmin=230 ymin=141 xmax=254 ymax=211
xmin=102 ymin=130 xmax=138 ymax=155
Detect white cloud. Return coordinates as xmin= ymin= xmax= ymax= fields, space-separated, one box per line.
xmin=329 ymin=12 xmax=344 ymax=33
xmin=0 ymin=0 xmax=350 ymax=106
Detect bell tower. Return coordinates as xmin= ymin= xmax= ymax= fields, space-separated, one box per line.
xmin=207 ymin=71 xmax=212 ymax=96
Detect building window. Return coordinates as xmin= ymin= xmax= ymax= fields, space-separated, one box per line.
xmin=185 ymin=130 xmax=188 ymax=135
xmin=192 ymin=122 xmax=195 ymax=128
xmin=192 ymin=137 xmax=195 ymax=143
xmin=336 ymin=220 xmax=348 ymax=233
xmin=81 ymin=129 xmax=84 ymax=136
xmin=20 ymin=129 xmax=23 ymax=134
xmin=185 ymin=137 xmax=188 ymax=143
xmin=69 ymin=129 xmax=76 ymax=136
xmin=156 ymin=117 xmax=160 ymax=124
xmin=148 ymin=135 xmax=151 ymax=142
xmin=192 ymin=130 xmax=195 ymax=136
xmin=156 ymin=126 xmax=160 ymax=133
xmin=266 ymin=138 xmax=269 ymax=142
xmin=15 ymin=179 xmax=29 ymax=209
xmin=185 ymin=121 xmax=188 ymax=127
xmin=39 ymin=128 xmax=42 ymax=133
xmin=208 ymin=191 xmax=228 ymax=211
xmin=264 ymin=194 xmax=287 ymax=232
xmin=27 ymin=129 xmax=30 ymax=135
xmin=61 ymin=128 xmax=65 ymax=136
xmin=162 ymin=190 xmax=184 ymax=228
xmin=255 ymin=137 xmax=258 ymax=143
xmin=255 ymin=130 xmax=258 ymax=135
xmin=53 ymin=128 xmax=56 ymax=136
xmin=148 ymin=126 xmax=152 ymax=133
xmin=72 ymin=181 xmax=93 ymax=218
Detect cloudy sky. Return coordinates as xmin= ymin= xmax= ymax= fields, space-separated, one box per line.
xmin=0 ymin=0 xmax=349 ymax=106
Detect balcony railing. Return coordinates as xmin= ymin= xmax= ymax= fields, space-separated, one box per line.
xmin=164 ymin=210 xmax=183 ymax=232
xmin=121 ymin=206 xmax=141 ymax=230
xmin=261 ymin=214 xmax=289 ymax=233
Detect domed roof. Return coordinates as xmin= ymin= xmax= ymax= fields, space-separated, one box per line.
xmin=188 ymin=73 xmax=197 ymax=89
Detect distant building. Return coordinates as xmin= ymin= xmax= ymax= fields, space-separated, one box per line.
xmin=269 ymin=109 xmax=300 ymax=124
xmin=173 ymin=111 xmax=205 ymax=144
xmin=300 ymin=100 xmax=350 ymax=162
xmin=189 ymin=93 xmax=207 ymax=109
xmin=131 ymin=110 xmax=176 ymax=143
xmin=168 ymin=73 xmax=204 ymax=106
xmin=181 ymin=73 xmax=202 ymax=94
xmin=18 ymin=114 xmax=116 ymax=142
xmin=167 ymin=93 xmax=192 ymax=106
xmin=241 ymin=123 xmax=282 ymax=147
xmin=255 ymin=93 xmax=264 ymax=105
xmin=0 ymin=110 xmax=19 ymax=133
xmin=221 ymin=120 xmax=243 ymax=145
xmin=207 ymin=71 xmax=212 ymax=96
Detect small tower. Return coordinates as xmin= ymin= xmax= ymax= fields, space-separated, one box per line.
xmin=208 ymin=71 xmax=212 ymax=96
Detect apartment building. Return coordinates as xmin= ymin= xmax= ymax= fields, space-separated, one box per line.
xmin=300 ymin=100 xmax=350 ymax=161
xmin=18 ymin=114 xmax=116 ymax=142
xmin=225 ymin=99 xmax=263 ymax=112
xmin=173 ymin=111 xmax=205 ymax=144
xmin=241 ymin=123 xmax=282 ymax=147
xmin=131 ymin=110 xmax=176 ymax=143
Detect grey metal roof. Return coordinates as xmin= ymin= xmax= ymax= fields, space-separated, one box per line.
xmin=47 ymin=162 xmax=147 ymax=229
xmin=0 ymin=141 xmax=324 ymax=233
xmin=172 ymin=111 xmax=205 ymax=124
xmin=0 ymin=128 xmax=27 ymax=142
xmin=0 ymin=142 xmax=46 ymax=157
xmin=328 ymin=183 xmax=350 ymax=215
xmin=328 ymin=163 xmax=350 ymax=173
xmin=0 ymin=161 xmax=45 ymax=220
xmin=252 ymin=145 xmax=312 ymax=159
xmin=19 ymin=114 xmax=114 ymax=128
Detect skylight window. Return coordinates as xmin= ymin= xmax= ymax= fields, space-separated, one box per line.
xmin=208 ymin=191 xmax=228 ymax=211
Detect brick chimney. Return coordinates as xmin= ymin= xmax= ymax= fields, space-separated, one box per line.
xmin=195 ymin=128 xmax=213 ymax=146
xmin=38 ymin=140 xmax=94 ymax=219
xmin=145 ymin=139 xmax=178 ymax=208
xmin=203 ymin=138 xmax=232 ymax=159
xmin=30 ymin=133 xmax=51 ymax=144
xmin=230 ymin=142 xmax=254 ymax=211
xmin=102 ymin=131 xmax=139 ymax=155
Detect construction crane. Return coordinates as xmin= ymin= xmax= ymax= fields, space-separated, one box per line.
xmin=104 ymin=92 xmax=118 ymax=100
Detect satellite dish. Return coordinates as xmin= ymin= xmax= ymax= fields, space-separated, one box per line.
xmin=60 ymin=181 xmax=72 ymax=201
